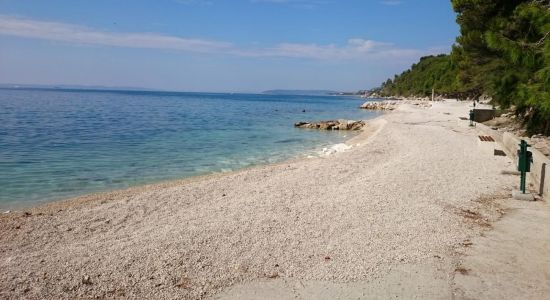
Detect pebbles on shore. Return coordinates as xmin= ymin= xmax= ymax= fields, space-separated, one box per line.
xmin=0 ymin=101 xmax=517 ymax=299
xmin=361 ymin=100 xmax=433 ymax=110
xmin=360 ymin=101 xmax=399 ymax=110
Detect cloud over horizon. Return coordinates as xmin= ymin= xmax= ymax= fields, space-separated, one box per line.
xmin=0 ymin=15 xmax=437 ymax=62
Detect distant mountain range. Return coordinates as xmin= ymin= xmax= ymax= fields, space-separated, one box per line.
xmin=0 ymin=84 xmax=359 ymax=96
xmin=262 ymin=89 xmax=340 ymax=96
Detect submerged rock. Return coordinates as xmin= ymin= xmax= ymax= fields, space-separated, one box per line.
xmin=294 ymin=120 xmax=365 ymax=130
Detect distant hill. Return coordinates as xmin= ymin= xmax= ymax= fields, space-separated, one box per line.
xmin=262 ymin=89 xmax=339 ymax=96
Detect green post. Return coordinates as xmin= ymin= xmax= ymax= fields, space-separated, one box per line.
xmin=469 ymin=110 xmax=474 ymax=127
xmin=520 ymin=167 xmax=526 ymax=194
xmin=517 ymin=140 xmax=532 ymax=194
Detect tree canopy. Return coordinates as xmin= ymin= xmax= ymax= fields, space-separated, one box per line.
xmin=379 ymin=0 xmax=550 ymax=134
xmin=380 ymin=54 xmax=460 ymax=98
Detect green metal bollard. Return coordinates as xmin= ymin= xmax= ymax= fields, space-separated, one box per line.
xmin=517 ymin=140 xmax=533 ymax=194
xmin=469 ymin=110 xmax=475 ymax=127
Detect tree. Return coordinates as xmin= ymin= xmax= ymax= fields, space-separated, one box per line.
xmin=379 ymin=55 xmax=458 ymax=98
xmin=452 ymin=0 xmax=549 ymax=133
xmin=378 ymin=0 xmax=550 ymax=134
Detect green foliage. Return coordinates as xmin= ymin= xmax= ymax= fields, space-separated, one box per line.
xmin=380 ymin=54 xmax=459 ymax=97
xmin=379 ymin=0 xmax=550 ymax=134
xmin=456 ymin=0 xmax=550 ymax=133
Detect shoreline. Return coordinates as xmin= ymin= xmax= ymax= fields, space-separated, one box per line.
xmin=1 ymin=115 xmax=387 ymax=214
xmin=3 ymin=99 xmax=547 ymax=299
xmin=1 ymin=89 xmax=379 ymax=211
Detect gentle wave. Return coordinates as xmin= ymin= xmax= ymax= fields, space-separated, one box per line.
xmin=0 ymin=88 xmax=383 ymax=208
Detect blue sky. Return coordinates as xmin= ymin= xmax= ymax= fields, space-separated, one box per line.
xmin=0 ymin=0 xmax=459 ymax=92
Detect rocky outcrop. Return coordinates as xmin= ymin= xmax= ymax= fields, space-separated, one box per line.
xmin=294 ymin=120 xmax=365 ymax=130
xmin=360 ymin=101 xmax=398 ymax=110
xmin=530 ymin=134 xmax=550 ymax=157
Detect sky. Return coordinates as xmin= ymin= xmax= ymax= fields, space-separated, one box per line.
xmin=0 ymin=0 xmax=459 ymax=93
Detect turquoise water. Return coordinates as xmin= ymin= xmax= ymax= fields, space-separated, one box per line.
xmin=0 ymin=88 xmax=382 ymax=208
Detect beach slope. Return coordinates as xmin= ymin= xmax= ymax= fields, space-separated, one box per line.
xmin=1 ymin=100 xmax=547 ymax=299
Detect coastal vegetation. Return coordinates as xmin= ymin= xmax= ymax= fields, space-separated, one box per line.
xmin=379 ymin=54 xmax=459 ymax=98
xmin=379 ymin=0 xmax=549 ymax=134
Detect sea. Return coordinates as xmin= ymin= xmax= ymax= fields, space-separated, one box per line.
xmin=0 ymin=88 xmax=382 ymax=209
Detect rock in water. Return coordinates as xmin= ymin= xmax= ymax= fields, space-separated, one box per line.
xmin=294 ymin=120 xmax=365 ymax=130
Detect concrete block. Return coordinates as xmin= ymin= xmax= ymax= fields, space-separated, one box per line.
xmin=512 ymin=190 xmax=535 ymax=201
xmin=477 ymin=136 xmax=496 ymax=156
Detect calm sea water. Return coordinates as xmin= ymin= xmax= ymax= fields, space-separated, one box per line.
xmin=0 ymin=88 xmax=381 ymax=208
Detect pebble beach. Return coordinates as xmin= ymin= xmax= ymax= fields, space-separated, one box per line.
xmin=2 ymin=100 xmax=549 ymax=299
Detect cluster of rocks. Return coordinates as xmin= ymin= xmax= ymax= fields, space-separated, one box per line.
xmin=411 ymin=101 xmax=432 ymax=108
xmin=483 ymin=113 xmax=526 ymax=136
xmin=529 ymin=134 xmax=550 ymax=157
xmin=294 ymin=120 xmax=365 ymax=130
xmin=360 ymin=101 xmax=398 ymax=110
xmin=483 ymin=111 xmax=550 ymax=156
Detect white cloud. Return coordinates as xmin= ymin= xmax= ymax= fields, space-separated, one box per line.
xmin=0 ymin=15 xmax=231 ymax=53
xmin=237 ymin=39 xmax=424 ymax=60
xmin=0 ymin=15 xmax=431 ymax=61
